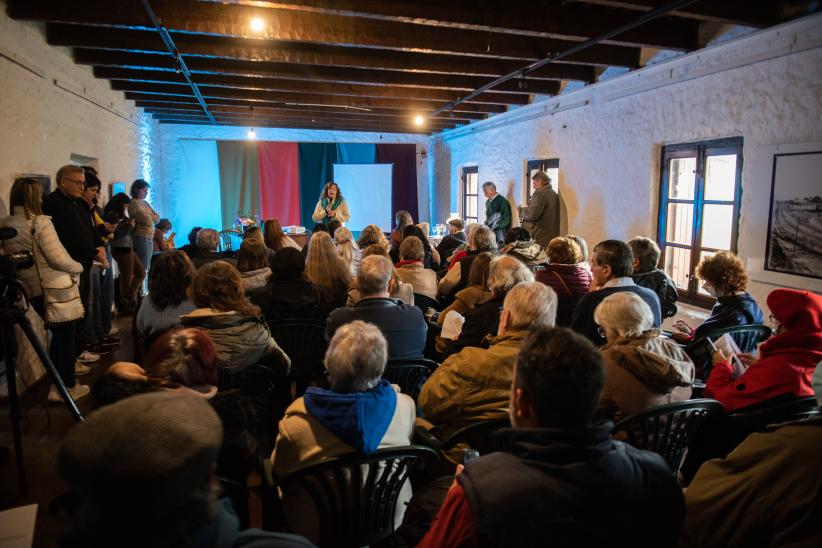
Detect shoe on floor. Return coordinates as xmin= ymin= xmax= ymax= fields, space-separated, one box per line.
xmin=48 ymin=383 xmax=90 ymax=403
xmin=77 ymin=350 xmax=101 ymax=363
xmin=75 ymin=362 xmax=92 ymax=376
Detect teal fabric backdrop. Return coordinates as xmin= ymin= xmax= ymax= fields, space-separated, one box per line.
xmin=217 ymin=141 xmax=261 ymax=230
xmin=298 ymin=143 xmax=338 ymax=226
xmin=335 ymin=143 xmax=376 ymax=165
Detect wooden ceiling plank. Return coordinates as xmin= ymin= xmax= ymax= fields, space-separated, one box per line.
xmin=572 ymin=0 xmax=778 ymax=27
xmin=158 ymin=118 xmax=435 ymax=134
xmin=150 ymin=111 xmax=459 ymax=130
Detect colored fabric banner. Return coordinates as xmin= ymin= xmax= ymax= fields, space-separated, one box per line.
xmin=375 ymin=144 xmax=418 ymax=223
xmin=336 ymin=143 xmax=376 ymax=165
xmin=217 ymin=141 xmax=261 ymax=230
xmin=298 ymin=143 xmax=338 ymax=227
xmin=258 ymin=141 xmax=301 ymax=226
xmin=176 ymin=139 xmax=222 ymax=247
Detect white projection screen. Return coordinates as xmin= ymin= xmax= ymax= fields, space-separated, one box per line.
xmin=333 ymin=163 xmax=393 ymax=232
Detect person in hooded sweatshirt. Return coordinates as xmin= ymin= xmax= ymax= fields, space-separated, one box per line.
xmin=706 ymin=288 xmax=822 ymax=412
xmin=271 ymin=320 xmax=415 ymax=544
xmin=500 ymin=227 xmax=548 ymax=268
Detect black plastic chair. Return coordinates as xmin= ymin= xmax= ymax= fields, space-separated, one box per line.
xmin=684 ymin=324 xmax=772 ymax=377
xmin=217 ymin=363 xmax=281 ymax=454
xmin=612 ymin=398 xmax=722 ymax=476
xmin=275 ymin=446 xmax=437 ymax=548
xmin=413 ymin=293 xmax=441 ymax=315
xmin=383 ymin=358 xmax=438 ymax=402
xmin=415 ymin=419 xmax=510 ymax=460
xmin=219 ymin=229 xmax=241 ymax=252
xmin=269 ymin=319 xmax=328 ymax=395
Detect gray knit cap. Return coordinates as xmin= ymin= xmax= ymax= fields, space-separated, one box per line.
xmin=59 ymin=391 xmax=223 ymax=519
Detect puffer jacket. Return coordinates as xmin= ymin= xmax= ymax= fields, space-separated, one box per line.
xmin=706 ymin=288 xmax=822 ymax=411
xmin=179 ymin=308 xmax=290 ymax=374
xmin=420 ymin=330 xmax=526 ymax=439
xmin=0 ymin=209 xmax=83 ymax=298
xmin=501 ymin=239 xmax=547 ymax=267
xmin=597 ymin=330 xmax=695 ymax=422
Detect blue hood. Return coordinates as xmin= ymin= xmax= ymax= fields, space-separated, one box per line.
xmin=304 ymin=379 xmax=397 ymax=454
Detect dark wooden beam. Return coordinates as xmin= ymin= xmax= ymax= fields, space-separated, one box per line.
xmin=573 ymin=0 xmax=779 ymax=27
xmin=11 ymin=0 xmax=642 ymax=67
xmin=156 ymin=116 xmax=437 ymax=134
xmin=120 ymin=86 xmax=506 ymax=113
xmin=96 ymin=66 xmax=533 ymax=104
xmin=150 ymin=111 xmax=460 ymax=130
xmin=200 ymin=0 xmax=699 ymax=50
xmin=72 ymin=47 xmax=597 ymax=83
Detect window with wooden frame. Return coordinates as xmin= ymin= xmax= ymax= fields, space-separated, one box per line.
xmin=657 ymin=137 xmax=744 ymax=306
xmin=462 ymin=166 xmax=480 ymax=224
xmin=526 ymin=158 xmax=559 ymax=202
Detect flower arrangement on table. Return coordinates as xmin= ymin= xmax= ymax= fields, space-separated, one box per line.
xmin=235 ymin=213 xmax=258 ymax=231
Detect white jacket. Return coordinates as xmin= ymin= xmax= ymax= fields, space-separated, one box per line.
xmin=0 ymin=208 xmax=83 ymax=297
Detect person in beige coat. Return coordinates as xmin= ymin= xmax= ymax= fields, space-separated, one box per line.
xmin=395 ymin=236 xmax=438 ymax=301
xmin=272 ymin=321 xmax=415 ymax=543
xmin=419 ymin=282 xmax=557 ymax=443
xmin=593 ymin=292 xmax=694 ymax=423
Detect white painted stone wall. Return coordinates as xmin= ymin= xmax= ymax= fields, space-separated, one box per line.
xmin=154 ymin=123 xmax=432 ymax=232
xmin=0 ymin=9 xmax=155 ymax=214
xmin=431 ymin=14 xmax=822 ymax=315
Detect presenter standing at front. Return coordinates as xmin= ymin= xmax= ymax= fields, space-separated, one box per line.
xmin=312 ymin=181 xmax=350 ymax=227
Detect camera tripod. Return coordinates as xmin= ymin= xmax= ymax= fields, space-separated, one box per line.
xmin=1 ymin=279 xmax=84 ymax=496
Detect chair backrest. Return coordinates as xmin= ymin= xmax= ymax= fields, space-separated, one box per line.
xmin=383 ymin=358 xmax=438 ymax=401
xmin=685 ymin=324 xmax=772 ymax=376
xmin=217 ymin=364 xmax=280 ymax=452
xmin=413 ymin=293 xmax=441 ymax=315
xmin=219 ymin=229 xmax=241 ymax=252
xmin=612 ymin=399 xmax=722 ymax=475
xmin=269 ymin=319 xmax=328 ymax=381
xmin=440 ymin=418 xmax=511 ymax=455
xmin=277 ymin=446 xmax=437 ymax=547
xmin=727 ymin=395 xmax=820 ymax=429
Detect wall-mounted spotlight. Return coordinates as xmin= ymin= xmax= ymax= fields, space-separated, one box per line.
xmin=250 ymin=17 xmax=265 ymax=32
xmin=247 ymin=128 xmax=257 ymax=140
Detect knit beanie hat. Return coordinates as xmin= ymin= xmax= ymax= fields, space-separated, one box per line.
xmin=59 ymin=391 xmax=222 ymax=521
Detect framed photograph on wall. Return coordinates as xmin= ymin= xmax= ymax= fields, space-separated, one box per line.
xmin=764 ymin=150 xmax=822 ymax=279
xmin=15 ymin=174 xmax=51 ymax=196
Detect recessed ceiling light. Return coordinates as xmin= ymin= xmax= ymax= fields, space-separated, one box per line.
xmin=414 ymin=115 xmax=425 ymax=127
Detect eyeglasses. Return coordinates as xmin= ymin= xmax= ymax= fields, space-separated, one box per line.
xmin=62 ymin=177 xmax=85 ymax=188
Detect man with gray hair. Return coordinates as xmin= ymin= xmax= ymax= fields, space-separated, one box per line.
xmin=191 ymin=227 xmax=236 ymax=269
xmin=518 ymin=170 xmax=560 ymax=247
xmin=326 ymin=255 xmax=426 ymax=359
xmin=420 ymin=281 xmax=557 ymax=443
xmin=482 ymin=181 xmax=512 ymax=245
xmin=59 ymin=391 xmax=313 ymax=547
xmin=273 ymin=320 xmax=416 ymax=542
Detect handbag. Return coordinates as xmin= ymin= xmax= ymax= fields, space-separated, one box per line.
xmin=30 ymin=217 xmax=85 ymax=324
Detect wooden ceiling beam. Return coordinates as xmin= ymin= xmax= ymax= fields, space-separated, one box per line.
xmin=12 ymin=0 xmax=642 ymax=67
xmin=202 ymin=0 xmax=699 ymax=50
xmin=120 ymin=86 xmax=506 ymax=113
xmin=156 ymin=117 xmax=436 ymax=134
xmin=149 ymin=111 xmax=459 ymax=130
xmin=573 ymin=0 xmax=779 ymax=27
xmin=96 ymin=66 xmax=534 ymax=105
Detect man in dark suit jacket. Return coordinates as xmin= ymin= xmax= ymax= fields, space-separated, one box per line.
xmin=571 ymin=240 xmax=661 ymax=346
xmin=326 ymin=255 xmax=426 ymax=359
xmin=435 ymin=217 xmax=467 ymax=268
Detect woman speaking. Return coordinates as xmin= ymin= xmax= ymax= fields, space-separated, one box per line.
xmin=312 ymin=182 xmax=350 ymax=227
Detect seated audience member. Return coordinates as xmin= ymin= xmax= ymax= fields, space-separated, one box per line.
xmin=177 ymin=226 xmax=202 ymax=259
xmin=152 ymin=218 xmax=173 ymax=252
xmin=346 ymin=244 xmax=414 ymax=306
xmin=570 ymin=240 xmax=661 ymax=346
xmin=418 ymin=327 xmax=685 ymax=548
xmin=435 ymin=217 xmax=467 ymax=268
xmin=671 ymin=251 xmax=764 ymax=343
xmin=536 ymin=237 xmax=592 ymax=326
xmin=500 ymin=227 xmax=548 ymax=267
xmin=706 ymin=288 xmax=822 ymax=412
xmin=439 ymin=224 xmax=498 ymax=298
xmin=326 ymin=255 xmax=426 ymax=359
xmin=191 ymin=228 xmax=237 ymax=269
xmin=392 ymin=224 xmax=439 ymax=269
xmin=682 ymin=366 xmax=822 ymax=548
xmin=334 ymin=226 xmax=362 ymax=277
xmin=272 ymin=321 xmax=415 ymax=543
xmin=446 ymin=222 xmax=482 ymax=270
xmin=180 ymin=261 xmax=290 ymax=374
xmin=356 ymin=224 xmax=391 ymax=254
xmin=390 ymin=209 xmax=414 ymax=251
xmin=594 ymin=293 xmax=694 ymax=423
xmin=566 ymin=234 xmax=591 ymax=271
xmin=326 ymin=219 xmax=342 ymax=241
xmin=248 ymin=247 xmax=327 ymax=324
xmin=443 ymin=255 xmax=534 ymax=354
xmin=58 ymin=391 xmax=311 ymax=548
xmin=263 ymin=218 xmax=301 ymax=253
xmin=300 ymin=223 xmax=329 ymax=258
xmin=421 ymin=282 xmax=557 ymax=441
xmin=235 ymin=239 xmax=271 ymax=292
xmin=305 ymin=231 xmax=352 ymax=310
xmin=136 ymin=251 xmax=197 ymax=347
xmin=437 ymin=252 xmax=493 ymax=326
xmin=628 ymin=236 xmax=678 ymax=318
xmin=395 ymin=236 xmax=439 ymax=301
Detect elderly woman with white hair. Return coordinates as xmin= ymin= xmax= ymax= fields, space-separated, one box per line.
xmin=594 ymin=292 xmax=695 ymax=422
xmin=271 ymin=320 xmax=415 ymax=543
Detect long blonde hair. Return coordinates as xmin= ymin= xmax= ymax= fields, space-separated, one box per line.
xmin=334 ymin=227 xmax=359 ymax=269
xmin=9 ymin=178 xmax=44 ymax=220
xmin=305 ymin=231 xmax=352 ymax=305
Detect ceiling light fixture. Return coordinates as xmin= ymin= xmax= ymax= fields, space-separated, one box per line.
xmin=250 ymin=17 xmax=265 ymax=32
xmin=414 ymin=115 xmax=425 ymax=127
xmin=247 ymin=128 xmax=257 ymax=140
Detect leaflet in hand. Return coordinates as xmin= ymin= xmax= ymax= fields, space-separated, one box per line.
xmin=710 ymin=333 xmax=747 ymax=379
xmin=441 ymin=310 xmax=466 ymax=340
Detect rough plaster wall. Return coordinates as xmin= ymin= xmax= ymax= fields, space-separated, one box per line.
xmin=432 ymin=15 xmax=822 ymax=314
xmin=0 ymin=10 xmax=152 ymax=213
xmin=155 ymin=124 xmax=431 ymax=232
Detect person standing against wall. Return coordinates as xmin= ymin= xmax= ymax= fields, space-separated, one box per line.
xmin=482 ymin=182 xmax=512 ymax=245
xmin=518 ymin=171 xmax=560 ymax=248
xmin=128 ymin=179 xmax=160 ymax=281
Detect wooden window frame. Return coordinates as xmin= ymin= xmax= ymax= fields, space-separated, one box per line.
xmin=526 ymin=158 xmax=560 ymax=202
xmin=462 ymin=165 xmax=479 ymax=224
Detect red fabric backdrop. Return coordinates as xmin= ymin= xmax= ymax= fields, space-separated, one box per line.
xmin=258 ymin=141 xmax=301 ymax=226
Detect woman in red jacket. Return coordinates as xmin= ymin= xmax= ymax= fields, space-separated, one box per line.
xmin=706 ymin=288 xmax=822 ymax=412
